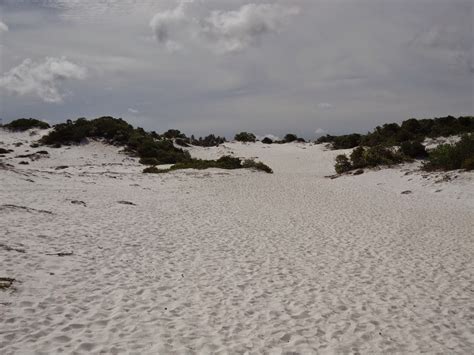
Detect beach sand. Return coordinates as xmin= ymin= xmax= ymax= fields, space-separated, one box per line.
xmin=1 ymin=129 xmax=473 ymax=354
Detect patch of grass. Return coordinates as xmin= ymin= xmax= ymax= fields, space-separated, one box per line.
xmin=4 ymin=118 xmax=50 ymax=131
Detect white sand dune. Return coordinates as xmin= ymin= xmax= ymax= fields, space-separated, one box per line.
xmin=1 ymin=130 xmax=473 ymax=354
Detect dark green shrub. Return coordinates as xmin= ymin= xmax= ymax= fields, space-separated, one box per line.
xmin=242 ymin=159 xmax=273 ymax=173
xmin=324 ymin=116 xmax=474 ymax=150
xmin=191 ymin=134 xmax=226 ymax=147
xmin=399 ymin=141 xmax=428 ymax=159
xmin=335 ymin=155 xmax=352 ymax=174
xmin=175 ymin=138 xmax=190 ymax=147
xmin=40 ymin=117 xmax=190 ymax=165
xmin=424 ymin=134 xmax=474 ymax=171
xmin=162 ymin=129 xmax=186 ymax=139
xmin=332 ymin=134 xmax=362 ymax=149
xmin=4 ymin=118 xmax=50 ymax=131
xmin=462 ymin=156 xmax=474 ymax=171
xmin=235 ymin=132 xmax=256 ymax=142
xmin=363 ymin=146 xmax=405 ymax=167
xmin=139 ymin=157 xmax=161 ymax=165
xmin=284 ymin=133 xmax=298 ymax=143
xmin=261 ymin=137 xmax=273 ymax=144
xmin=143 ymin=166 xmax=168 ymax=173
xmin=350 ymin=146 xmax=366 ymax=169
xmin=215 ymin=155 xmax=242 ymax=169
xmin=144 ymin=156 xmax=273 ymax=174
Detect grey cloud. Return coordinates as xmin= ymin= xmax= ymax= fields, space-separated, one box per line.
xmin=0 ymin=20 xmax=8 ymax=32
xmin=0 ymin=57 xmax=87 ymax=103
xmin=150 ymin=2 xmax=299 ymax=53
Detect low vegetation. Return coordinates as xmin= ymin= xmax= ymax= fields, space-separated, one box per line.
xmin=423 ymin=134 xmax=474 ymax=171
xmin=235 ymin=132 xmax=256 ymax=143
xmin=260 ymin=134 xmax=305 ymax=144
xmin=40 ymin=117 xmax=190 ymax=165
xmin=143 ymin=155 xmax=273 ymax=174
xmin=330 ymin=117 xmax=474 ymax=174
xmin=319 ymin=116 xmax=474 ymax=150
xmin=335 ymin=146 xmax=408 ymax=174
xmin=3 ymin=118 xmax=50 ymax=131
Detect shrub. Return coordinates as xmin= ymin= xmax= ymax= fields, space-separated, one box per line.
xmin=4 ymin=118 xmax=50 ymax=131
xmin=424 ymin=134 xmax=474 ymax=171
xmin=242 ymin=159 xmax=273 ymax=173
xmin=175 ymin=138 xmax=190 ymax=147
xmin=162 ymin=129 xmax=186 ymax=139
xmin=144 ymin=156 xmax=273 ymax=174
xmin=40 ymin=117 xmax=190 ymax=165
xmin=321 ymin=116 xmax=474 ymax=150
xmin=335 ymin=155 xmax=352 ymax=174
xmin=332 ymin=134 xmax=362 ymax=149
xmin=362 ymin=146 xmax=405 ymax=167
xmin=399 ymin=140 xmax=428 ymax=159
xmin=191 ymin=134 xmax=226 ymax=147
xmin=462 ymin=156 xmax=474 ymax=171
xmin=261 ymin=137 xmax=273 ymax=144
xmin=335 ymin=145 xmax=408 ymax=174
xmin=139 ymin=157 xmax=161 ymax=165
xmin=350 ymin=146 xmax=366 ymax=169
xmin=143 ymin=166 xmax=168 ymax=173
xmin=235 ymin=132 xmax=256 ymax=142
xmin=284 ymin=133 xmax=298 ymax=143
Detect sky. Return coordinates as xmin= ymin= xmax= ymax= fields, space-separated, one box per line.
xmin=0 ymin=0 xmax=472 ymax=138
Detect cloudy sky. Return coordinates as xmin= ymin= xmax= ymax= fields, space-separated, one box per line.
xmin=0 ymin=0 xmax=472 ymax=138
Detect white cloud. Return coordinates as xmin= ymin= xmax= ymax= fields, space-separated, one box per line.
xmin=0 ymin=20 xmax=8 ymax=33
xmin=314 ymin=128 xmax=326 ymax=135
xmin=150 ymin=2 xmax=299 ymax=53
xmin=128 ymin=108 xmax=139 ymax=114
xmin=0 ymin=57 xmax=87 ymax=103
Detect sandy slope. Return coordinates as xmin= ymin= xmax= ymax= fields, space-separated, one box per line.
xmin=1 ymin=129 xmax=473 ymax=354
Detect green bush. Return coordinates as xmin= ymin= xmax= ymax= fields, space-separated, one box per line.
xmin=284 ymin=133 xmax=298 ymax=143
xmin=462 ymin=156 xmax=474 ymax=170
xmin=335 ymin=145 xmax=408 ymax=174
xmin=139 ymin=157 xmax=161 ymax=165
xmin=40 ymin=117 xmax=190 ymax=165
xmin=242 ymin=159 xmax=273 ymax=173
xmin=320 ymin=116 xmax=474 ymax=150
xmin=235 ymin=132 xmax=256 ymax=142
xmin=400 ymin=141 xmax=428 ymax=158
xmin=191 ymin=134 xmax=226 ymax=147
xmin=335 ymin=155 xmax=352 ymax=174
xmin=424 ymin=134 xmax=474 ymax=171
xmin=4 ymin=118 xmax=50 ymax=131
xmin=143 ymin=166 xmax=168 ymax=174
xmin=261 ymin=137 xmax=273 ymax=144
xmin=350 ymin=146 xmax=366 ymax=169
xmin=144 ymin=156 xmax=273 ymax=174
xmin=362 ymin=146 xmax=405 ymax=167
